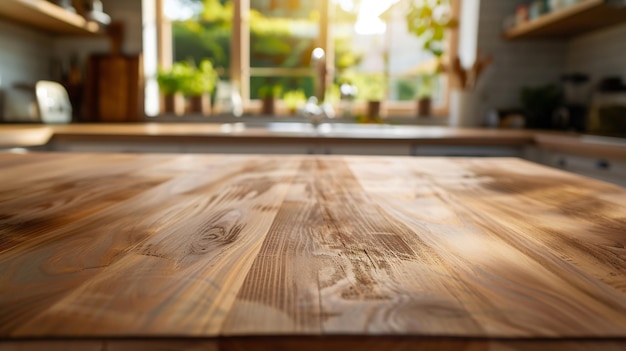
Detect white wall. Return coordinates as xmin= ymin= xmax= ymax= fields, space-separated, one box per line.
xmin=567 ymin=23 xmax=626 ymax=83
xmin=474 ymin=1 xmax=626 ymax=126
xmin=53 ymin=0 xmax=143 ymax=65
xmin=474 ymin=0 xmax=567 ymax=123
xmin=0 ymin=20 xmax=54 ymax=119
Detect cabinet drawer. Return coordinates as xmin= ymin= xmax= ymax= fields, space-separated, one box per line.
xmin=412 ymin=145 xmax=523 ymax=157
xmin=543 ymin=152 xmax=626 ymax=187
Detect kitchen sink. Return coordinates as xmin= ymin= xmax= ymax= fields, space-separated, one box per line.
xmin=219 ymin=121 xmax=450 ymax=138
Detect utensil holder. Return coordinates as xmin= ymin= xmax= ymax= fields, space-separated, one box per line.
xmin=450 ymin=90 xmax=479 ymax=127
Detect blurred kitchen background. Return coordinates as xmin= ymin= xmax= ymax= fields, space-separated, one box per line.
xmin=0 ymin=0 xmax=625 ymax=137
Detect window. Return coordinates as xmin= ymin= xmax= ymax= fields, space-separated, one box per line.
xmin=154 ymin=0 xmax=458 ymax=117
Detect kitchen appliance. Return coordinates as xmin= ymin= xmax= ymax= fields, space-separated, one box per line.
xmin=552 ymin=73 xmax=590 ymax=131
xmin=35 ymin=81 xmax=73 ymax=123
xmin=2 ymin=81 xmax=72 ymax=124
xmin=50 ymin=0 xmax=76 ymax=13
xmin=82 ymin=0 xmax=111 ymax=25
xmin=587 ymin=77 xmax=626 ymax=138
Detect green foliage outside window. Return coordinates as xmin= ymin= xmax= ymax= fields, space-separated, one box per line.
xmin=405 ymin=0 xmax=457 ymax=59
xmin=157 ymin=59 xmax=218 ymax=96
xmin=171 ymin=0 xmax=363 ymax=100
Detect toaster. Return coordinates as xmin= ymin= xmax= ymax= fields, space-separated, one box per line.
xmin=2 ymin=80 xmax=72 ymax=124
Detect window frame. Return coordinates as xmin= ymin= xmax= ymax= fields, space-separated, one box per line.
xmin=156 ymin=0 xmax=459 ymax=118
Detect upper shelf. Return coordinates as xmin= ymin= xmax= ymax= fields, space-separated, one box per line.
xmin=504 ymin=0 xmax=626 ymax=39
xmin=0 ymin=0 xmax=103 ymax=35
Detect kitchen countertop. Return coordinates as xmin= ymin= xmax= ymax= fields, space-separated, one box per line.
xmin=48 ymin=123 xmax=538 ymax=146
xmin=0 ymin=125 xmax=53 ymax=148
xmin=1 ymin=153 xmax=625 ymax=350
xmin=1 ymin=123 xmax=536 ymax=146
xmin=2 ymin=124 xmax=626 ymax=158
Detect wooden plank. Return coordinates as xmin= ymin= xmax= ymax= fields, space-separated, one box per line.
xmin=0 ymin=154 xmax=228 ymax=334
xmin=2 ymin=338 xmax=626 ymax=351
xmin=0 ymin=341 xmax=103 ymax=351
xmin=346 ymin=156 xmax=626 ymax=336
xmin=5 ymin=155 xmax=301 ymax=337
xmin=0 ymin=0 xmax=101 ymax=35
xmin=222 ymin=159 xmax=325 ymax=334
xmin=504 ymin=0 xmax=626 ymax=39
xmin=0 ymin=153 xmax=625 ymax=347
xmin=308 ymin=157 xmax=487 ymax=335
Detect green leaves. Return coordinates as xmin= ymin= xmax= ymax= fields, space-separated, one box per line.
xmin=405 ymin=0 xmax=456 ymax=58
xmin=157 ymin=59 xmax=219 ymax=96
xmin=157 ymin=62 xmax=192 ymax=95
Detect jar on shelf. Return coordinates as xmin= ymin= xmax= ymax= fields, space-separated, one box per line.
xmin=516 ymin=4 xmax=529 ymax=25
xmin=529 ymin=0 xmax=548 ymax=20
xmin=550 ymin=0 xmax=565 ymax=12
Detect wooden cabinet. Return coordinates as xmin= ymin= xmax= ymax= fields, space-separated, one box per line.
xmin=0 ymin=0 xmax=104 ymax=35
xmin=504 ymin=0 xmax=626 ymax=39
xmin=84 ymin=54 xmax=144 ymax=122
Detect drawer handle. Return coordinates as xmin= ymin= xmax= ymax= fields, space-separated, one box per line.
xmin=596 ymin=160 xmax=610 ymax=170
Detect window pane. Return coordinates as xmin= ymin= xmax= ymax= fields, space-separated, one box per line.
xmin=167 ymin=0 xmax=232 ymax=79
xmin=333 ymin=0 xmax=448 ymax=104
xmin=249 ymin=1 xmax=318 ymax=99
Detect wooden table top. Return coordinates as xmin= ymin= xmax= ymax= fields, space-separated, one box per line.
xmin=1 ymin=153 xmax=625 ymax=350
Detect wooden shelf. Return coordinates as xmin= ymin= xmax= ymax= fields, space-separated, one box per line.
xmin=504 ymin=0 xmax=626 ymax=39
xmin=0 ymin=0 xmax=103 ymax=35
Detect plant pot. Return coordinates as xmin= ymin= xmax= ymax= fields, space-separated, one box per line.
xmin=162 ymin=93 xmax=185 ymax=116
xmin=261 ymin=96 xmax=275 ymax=115
xmin=417 ymin=97 xmax=432 ymax=117
xmin=187 ymin=93 xmax=211 ymax=116
xmin=450 ymin=90 xmax=479 ymax=127
xmin=366 ymin=100 xmax=381 ymax=120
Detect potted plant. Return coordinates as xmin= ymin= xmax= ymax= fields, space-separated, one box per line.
xmin=359 ymin=73 xmax=386 ymax=121
xmin=283 ymin=89 xmax=307 ymax=115
xmin=258 ymin=84 xmax=282 ymax=115
xmin=405 ymin=0 xmax=457 ymax=117
xmin=417 ymin=73 xmax=435 ymax=117
xmin=184 ymin=59 xmax=218 ymax=116
xmin=157 ymin=62 xmax=190 ymax=116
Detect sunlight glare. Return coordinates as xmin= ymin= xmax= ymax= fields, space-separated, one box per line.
xmin=354 ymin=0 xmax=399 ymax=35
xmin=164 ymin=0 xmax=197 ymax=21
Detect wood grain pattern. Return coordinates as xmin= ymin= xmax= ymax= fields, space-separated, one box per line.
xmin=503 ymin=0 xmax=626 ymax=39
xmin=1 ymin=153 xmax=625 ymax=349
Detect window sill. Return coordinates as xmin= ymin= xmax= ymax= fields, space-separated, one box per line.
xmin=147 ymin=113 xmax=449 ymax=126
xmin=241 ymin=100 xmax=448 ymax=118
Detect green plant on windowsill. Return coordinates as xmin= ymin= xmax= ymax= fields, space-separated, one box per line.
xmin=338 ymin=71 xmax=386 ymax=123
xmin=183 ymin=59 xmax=218 ymax=115
xmin=258 ymin=84 xmax=283 ymax=115
xmin=405 ymin=0 xmax=456 ymax=117
xmin=416 ymin=73 xmax=436 ymax=117
xmin=183 ymin=59 xmax=218 ymax=97
xmin=157 ymin=61 xmax=193 ymax=115
xmin=341 ymin=72 xmax=385 ymax=102
xmin=283 ymin=89 xmax=307 ymax=115
xmin=156 ymin=62 xmax=191 ymax=96
xmin=258 ymin=84 xmax=283 ymax=99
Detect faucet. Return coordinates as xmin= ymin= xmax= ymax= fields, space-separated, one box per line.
xmin=302 ymin=48 xmax=334 ymax=127
xmin=311 ymin=47 xmax=326 ymax=103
